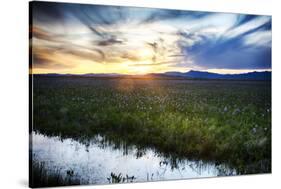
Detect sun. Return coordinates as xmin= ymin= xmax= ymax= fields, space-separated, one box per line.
xmin=136 ymin=66 xmax=150 ymax=74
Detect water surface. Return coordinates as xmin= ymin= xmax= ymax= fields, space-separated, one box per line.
xmin=31 ymin=132 xmax=235 ymax=184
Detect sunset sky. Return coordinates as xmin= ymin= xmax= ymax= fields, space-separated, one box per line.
xmin=31 ymin=2 xmax=272 ymax=74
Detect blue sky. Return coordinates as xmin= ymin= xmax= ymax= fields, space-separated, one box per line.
xmin=31 ymin=2 xmax=272 ymax=74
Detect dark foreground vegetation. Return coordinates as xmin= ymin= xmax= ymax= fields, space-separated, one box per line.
xmin=30 ymin=161 xmax=80 ymax=187
xmin=31 ymin=76 xmax=271 ymax=186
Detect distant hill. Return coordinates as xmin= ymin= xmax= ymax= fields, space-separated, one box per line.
xmin=164 ymin=70 xmax=271 ymax=80
xmin=80 ymin=73 xmax=123 ymax=77
xmin=34 ymin=70 xmax=271 ymax=80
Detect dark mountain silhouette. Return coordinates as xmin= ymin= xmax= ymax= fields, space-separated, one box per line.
xmin=164 ymin=70 xmax=271 ymax=80
xmin=80 ymin=73 xmax=123 ymax=77
xmin=34 ymin=70 xmax=271 ymax=80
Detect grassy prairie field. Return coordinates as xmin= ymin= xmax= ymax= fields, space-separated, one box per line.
xmin=32 ymin=76 xmax=271 ymax=181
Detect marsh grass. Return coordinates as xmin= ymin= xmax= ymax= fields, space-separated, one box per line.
xmin=30 ymin=161 xmax=80 ymax=188
xmin=107 ymin=172 xmax=136 ymax=183
xmin=33 ymin=76 xmax=271 ymax=175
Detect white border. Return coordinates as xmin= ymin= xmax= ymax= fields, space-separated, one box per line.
xmin=0 ymin=0 xmax=279 ymax=189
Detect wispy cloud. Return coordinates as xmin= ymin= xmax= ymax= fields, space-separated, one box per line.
xmin=31 ymin=1 xmax=272 ymax=74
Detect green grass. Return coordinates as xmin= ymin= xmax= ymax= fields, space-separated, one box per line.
xmin=32 ymin=76 xmax=271 ymax=174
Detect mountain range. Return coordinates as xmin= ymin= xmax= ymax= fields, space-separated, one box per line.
xmin=162 ymin=70 xmax=271 ymax=80
xmin=35 ymin=70 xmax=271 ymax=80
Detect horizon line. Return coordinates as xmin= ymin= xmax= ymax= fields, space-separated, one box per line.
xmin=31 ymin=69 xmax=272 ymax=76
